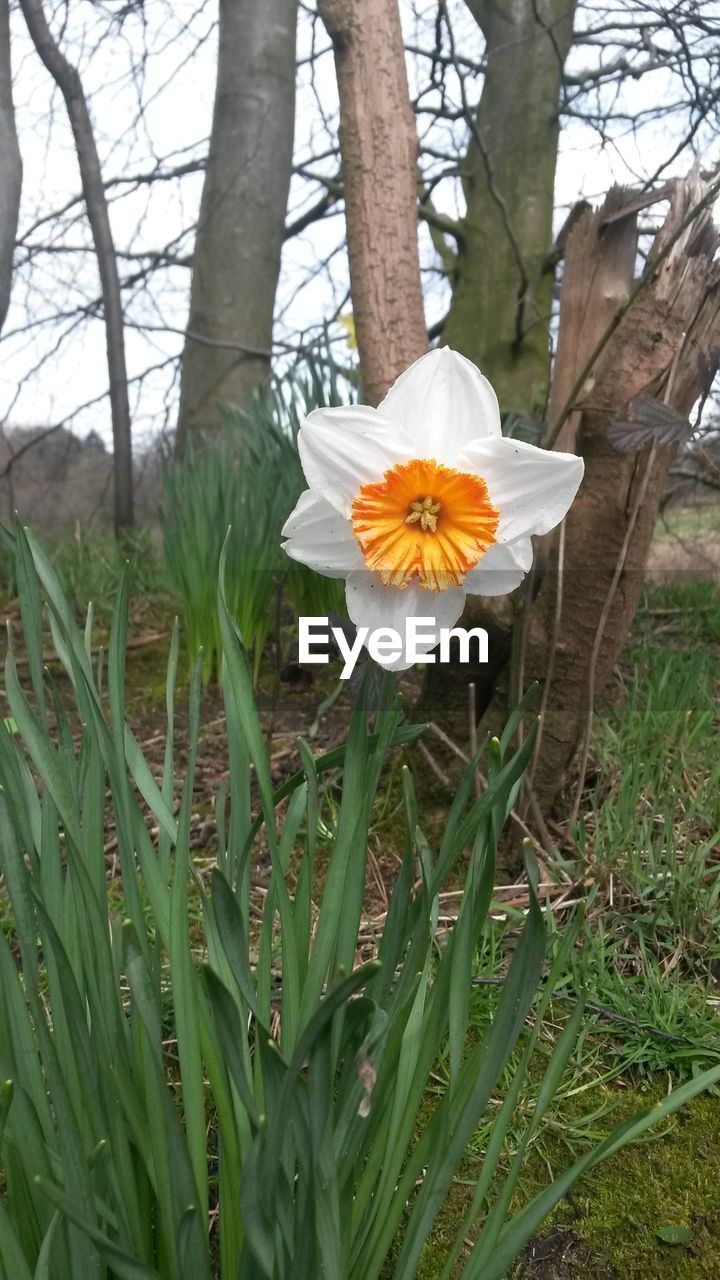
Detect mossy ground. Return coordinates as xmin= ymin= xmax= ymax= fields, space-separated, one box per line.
xmin=413 ymin=1088 xmax=720 ymax=1279
xmin=517 ymin=1092 xmax=720 ymax=1279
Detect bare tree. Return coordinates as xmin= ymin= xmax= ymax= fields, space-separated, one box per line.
xmin=321 ymin=0 xmax=720 ymax=822
xmin=19 ymin=0 xmax=134 ymax=531
xmin=0 ymin=0 xmax=21 ymax=335
xmin=176 ymin=0 xmax=299 ymax=449
xmin=4 ymin=2 xmax=720 ymax=461
xmin=318 ymin=0 xmax=427 ymax=405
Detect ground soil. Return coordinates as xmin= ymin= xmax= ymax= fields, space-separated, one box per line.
xmin=516 ymin=1229 xmax=615 ymax=1279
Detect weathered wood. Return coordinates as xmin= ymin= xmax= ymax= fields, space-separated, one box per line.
xmin=548 ymin=189 xmax=638 ymax=452
xmin=527 ymin=176 xmax=720 ymax=813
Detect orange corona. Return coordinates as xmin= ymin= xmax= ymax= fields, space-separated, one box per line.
xmin=351 ymin=458 xmax=499 ymax=592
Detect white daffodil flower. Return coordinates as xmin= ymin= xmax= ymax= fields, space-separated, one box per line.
xmin=282 ymin=347 xmax=584 ymax=670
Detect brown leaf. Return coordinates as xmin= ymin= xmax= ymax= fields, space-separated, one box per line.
xmin=356 ymin=1049 xmax=377 ymax=1118
xmin=608 ymin=394 xmax=691 ymax=453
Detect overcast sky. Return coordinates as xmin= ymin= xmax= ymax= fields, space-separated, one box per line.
xmin=2 ymin=0 xmax=718 ymax=446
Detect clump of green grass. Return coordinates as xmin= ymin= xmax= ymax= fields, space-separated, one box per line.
xmin=577 ymin=580 xmax=720 ymax=974
xmin=0 ymin=524 xmax=167 ymax=621
xmin=432 ymin=578 xmax=720 ymax=1253
xmin=160 ymin=354 xmax=345 ymax=683
xmin=51 ymin=525 xmax=167 ymax=618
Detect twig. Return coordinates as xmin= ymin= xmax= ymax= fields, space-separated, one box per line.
xmin=527 ymin=518 xmax=566 ymax=794
xmin=427 ymin=720 xmax=469 ymax=763
xmin=570 ymin=444 xmax=658 ymax=826
xmin=525 ymin=786 xmax=568 ymax=870
xmin=468 ymin=681 xmax=480 ymax=797
xmin=417 ymin=738 xmax=452 ymax=788
xmin=8 ymin=629 xmax=169 ymax=670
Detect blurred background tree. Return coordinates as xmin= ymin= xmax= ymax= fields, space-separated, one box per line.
xmin=175 ymin=0 xmax=298 ymax=449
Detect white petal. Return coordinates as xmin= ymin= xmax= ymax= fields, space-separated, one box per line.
xmin=457 ymin=436 xmax=584 ymax=544
xmin=344 ymin=571 xmax=466 ymax=672
xmin=281 ymin=490 xmax=364 ymax=579
xmin=464 ymin=539 xmax=533 ymax=597
xmin=298 ymin=405 xmax=414 ymax=517
xmin=378 ymin=347 xmax=501 ymax=466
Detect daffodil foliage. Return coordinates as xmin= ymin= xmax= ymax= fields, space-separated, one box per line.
xmin=1 ymin=521 xmax=718 ymax=1279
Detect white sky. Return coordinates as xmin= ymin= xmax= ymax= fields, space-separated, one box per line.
xmin=2 ymin=0 xmax=718 ymax=447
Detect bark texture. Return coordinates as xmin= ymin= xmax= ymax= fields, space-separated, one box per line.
xmin=0 ymin=0 xmax=21 ymax=334
xmin=176 ymin=0 xmax=298 ymax=449
xmin=419 ymin=177 xmax=720 ymax=837
xmin=319 ymin=0 xmax=427 ymax=405
xmin=525 ymin=179 xmax=720 ymax=811
xmin=444 ymin=0 xmax=576 ymax=416
xmin=20 ymin=0 xmax=134 ymax=531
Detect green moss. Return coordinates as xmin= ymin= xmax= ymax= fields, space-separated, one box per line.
xmin=506 ymin=1086 xmax=720 ymax=1279
xmin=414 ymin=1179 xmax=477 ymax=1278
xmin=413 ymin=1083 xmax=720 ymax=1278
xmin=545 ymin=1093 xmax=720 ymax=1279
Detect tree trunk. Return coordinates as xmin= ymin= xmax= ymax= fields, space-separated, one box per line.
xmin=443 ymin=0 xmax=576 ymax=417
xmin=547 ymin=190 xmax=638 ymax=454
xmin=176 ymin=0 xmax=298 ymax=450
xmin=524 ymin=178 xmax=720 ymax=813
xmin=319 ymin=0 xmax=427 ymax=406
xmin=20 ymin=0 xmax=134 ymax=532
xmin=419 ymin=176 xmax=720 ymax=835
xmin=0 ymin=0 xmax=21 ymax=334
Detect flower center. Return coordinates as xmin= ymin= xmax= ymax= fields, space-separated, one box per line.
xmin=406 ymin=495 xmax=442 ymax=532
xmin=351 ymin=458 xmax=499 ymax=591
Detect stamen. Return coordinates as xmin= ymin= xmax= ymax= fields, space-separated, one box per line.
xmin=406 ymin=496 xmax=442 ymax=532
